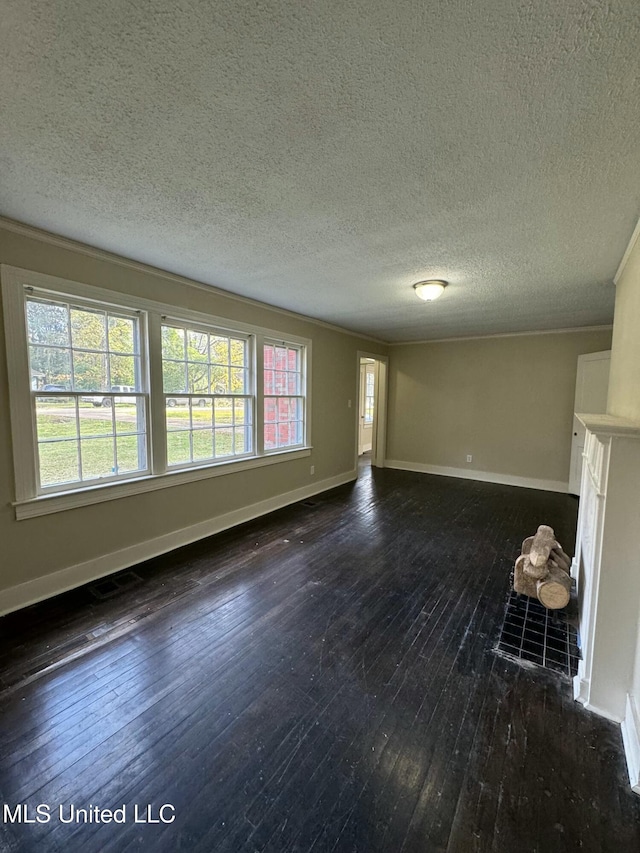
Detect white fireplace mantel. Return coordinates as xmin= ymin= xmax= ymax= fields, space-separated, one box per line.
xmin=572 ymin=412 xmax=640 ymax=789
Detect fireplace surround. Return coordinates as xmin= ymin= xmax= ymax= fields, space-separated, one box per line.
xmin=571 ymin=413 xmax=640 ymax=792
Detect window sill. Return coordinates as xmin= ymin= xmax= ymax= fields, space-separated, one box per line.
xmin=13 ymin=447 xmax=312 ymax=520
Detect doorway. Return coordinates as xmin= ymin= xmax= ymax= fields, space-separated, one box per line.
xmin=358 ymin=359 xmax=375 ymax=456
xmin=356 ymin=352 xmax=388 ymax=471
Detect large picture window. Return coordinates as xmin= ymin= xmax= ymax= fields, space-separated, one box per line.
xmin=2 ymin=265 xmax=311 ymax=518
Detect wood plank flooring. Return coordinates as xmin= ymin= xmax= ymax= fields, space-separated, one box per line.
xmin=1 ymin=463 xmax=639 ymax=852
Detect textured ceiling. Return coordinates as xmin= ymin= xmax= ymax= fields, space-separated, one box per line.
xmin=1 ymin=1 xmax=639 ymax=342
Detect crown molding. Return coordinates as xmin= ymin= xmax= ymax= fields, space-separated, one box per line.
xmin=0 ymin=216 xmax=388 ymax=346
xmin=387 ymin=325 xmax=614 ymax=346
xmin=0 ymin=215 xmax=622 ymax=347
xmin=614 ymin=215 xmax=640 ymax=286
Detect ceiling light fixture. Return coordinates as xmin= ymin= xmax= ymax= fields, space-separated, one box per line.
xmin=413 ymin=280 xmax=447 ymax=301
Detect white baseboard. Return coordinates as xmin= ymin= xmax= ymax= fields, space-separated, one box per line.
xmin=622 ymin=694 xmax=640 ymax=795
xmin=574 ymin=666 xmax=625 ymax=723
xmin=570 ymin=557 xmax=579 ymax=581
xmin=384 ymin=459 xmax=568 ymax=494
xmin=573 ymin=669 xmax=588 ymax=704
xmin=580 ymin=700 xmax=623 ymax=724
xmin=0 ymin=470 xmax=357 ymax=616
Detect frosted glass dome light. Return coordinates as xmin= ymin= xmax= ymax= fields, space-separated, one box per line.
xmin=413 ymin=280 xmax=447 ymax=301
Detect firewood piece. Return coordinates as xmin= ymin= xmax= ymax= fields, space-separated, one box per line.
xmin=529 ymin=525 xmax=557 ymax=568
xmin=513 ymin=554 xmax=538 ymax=598
xmin=523 ymin=552 xmax=547 ymax=580
xmin=548 ymin=556 xmax=570 ymax=576
xmin=551 ymin=545 xmax=571 ymax=572
xmin=521 ymin=536 xmax=534 ymax=555
xmin=536 ymin=565 xmax=571 ymax=609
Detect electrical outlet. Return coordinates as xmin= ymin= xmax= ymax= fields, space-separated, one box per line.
xmin=310 ymin=465 xmax=315 ymax=475
xmin=348 ymin=399 xmax=352 ymax=408
xmin=466 ymin=454 xmax=473 ymax=463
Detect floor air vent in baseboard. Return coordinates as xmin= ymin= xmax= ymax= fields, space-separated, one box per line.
xmin=89 ymin=571 xmax=143 ymax=601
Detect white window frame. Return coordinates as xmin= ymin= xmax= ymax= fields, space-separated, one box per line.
xmin=25 ymin=292 xmax=150 ymax=495
xmin=2 ymin=265 xmax=312 ymax=520
xmin=161 ymin=317 xmax=255 ymax=469
xmin=263 ymin=338 xmax=308 ymax=452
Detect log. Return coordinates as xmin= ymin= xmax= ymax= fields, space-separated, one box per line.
xmin=521 ymin=536 xmax=534 ymax=555
xmin=536 ymin=565 xmax=571 ymax=609
xmin=548 ymin=555 xmax=570 ymax=576
xmin=550 ymin=545 xmax=571 ymax=572
xmin=523 ymin=534 xmax=571 ymax=571
xmin=513 ymin=554 xmax=538 ymax=598
xmin=529 ymin=525 xmax=557 ymax=568
xmin=523 ymin=552 xmax=547 ymax=580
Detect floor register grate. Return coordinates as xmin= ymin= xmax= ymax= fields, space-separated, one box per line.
xmin=497 ymin=590 xmax=580 ymax=677
xmin=89 ymin=570 xmax=143 ymax=601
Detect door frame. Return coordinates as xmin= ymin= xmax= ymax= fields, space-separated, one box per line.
xmin=358 ymin=360 xmax=375 ymax=454
xmin=355 ymin=351 xmax=388 ymax=471
xmin=568 ymin=349 xmax=611 ymax=495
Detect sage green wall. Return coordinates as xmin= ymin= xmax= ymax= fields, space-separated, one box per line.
xmin=386 ymin=329 xmax=613 ymax=486
xmin=0 ymin=224 xmax=387 ymax=600
xmin=608 ymin=235 xmax=640 ymax=420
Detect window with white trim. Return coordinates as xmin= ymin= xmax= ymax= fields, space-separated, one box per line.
xmin=263 ymin=341 xmax=305 ymax=450
xmin=26 ymin=294 xmax=148 ymax=491
xmin=1 ymin=265 xmax=311 ymax=518
xmin=161 ymin=322 xmax=253 ymax=466
xmin=364 ymin=367 xmax=375 ymax=424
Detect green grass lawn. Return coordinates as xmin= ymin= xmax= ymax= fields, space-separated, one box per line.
xmin=36 ymin=403 xmax=246 ymax=485
xmin=38 ymin=434 xmax=144 ymax=485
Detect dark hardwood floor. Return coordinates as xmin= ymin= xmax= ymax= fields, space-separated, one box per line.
xmin=1 ymin=464 xmax=640 ymax=852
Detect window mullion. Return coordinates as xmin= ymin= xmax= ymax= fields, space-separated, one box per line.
xmin=147 ymin=312 xmax=167 ymax=474
xmin=256 ymin=334 xmax=265 ymax=456
xmin=303 ymin=342 xmax=311 ymax=448
xmin=75 ymin=395 xmax=84 ymax=482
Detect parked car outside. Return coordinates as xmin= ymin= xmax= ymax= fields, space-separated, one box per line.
xmin=166 ymin=397 xmax=209 ymax=408
xmin=165 ymin=384 xmax=226 ymax=407
xmin=82 ymin=385 xmax=136 ymax=407
xmin=82 ymin=386 xmax=227 ymax=408
xmin=40 ymin=384 xmax=68 ymax=401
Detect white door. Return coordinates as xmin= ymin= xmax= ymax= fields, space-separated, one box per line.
xmin=358 ymin=362 xmax=375 ymax=454
xmin=568 ymin=350 xmax=611 ymax=495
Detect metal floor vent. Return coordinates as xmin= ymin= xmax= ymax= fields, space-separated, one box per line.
xmin=496 ymin=590 xmax=580 ymax=678
xmin=89 ymin=571 xmax=143 ymax=601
